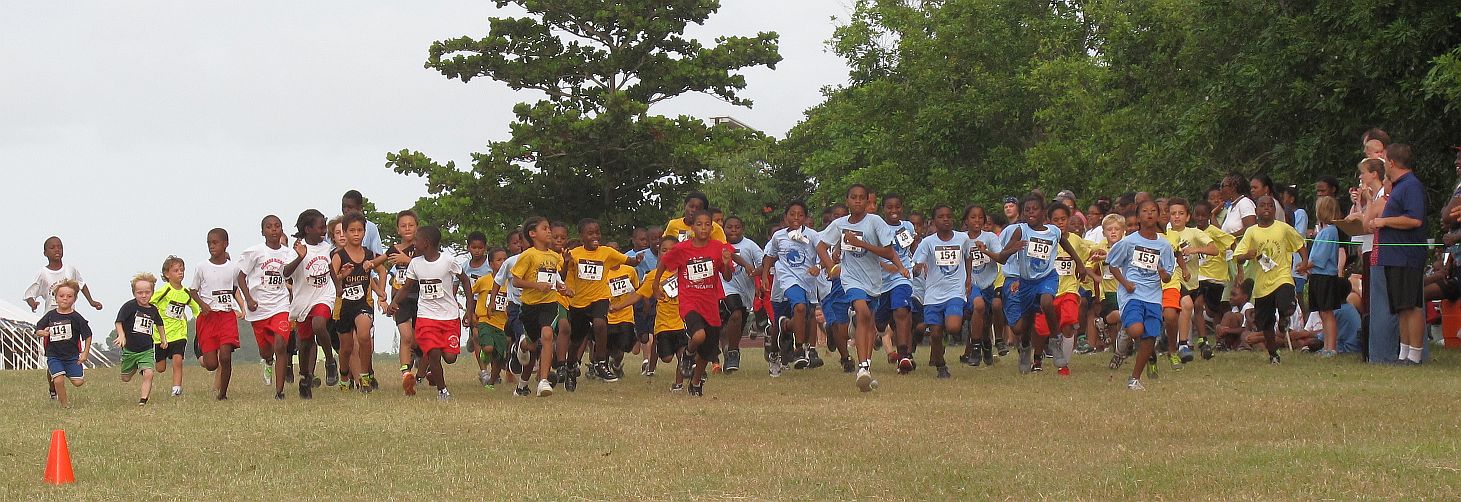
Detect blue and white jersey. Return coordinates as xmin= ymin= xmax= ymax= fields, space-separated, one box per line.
xmin=1106 ymin=232 xmax=1176 ymax=308
xmin=912 ymin=232 xmax=969 ymax=306
xmin=462 ymin=258 xmax=494 ymax=284
xmin=766 ymin=226 xmax=822 ymax=302
xmin=965 ymin=230 xmax=1002 ymax=290
xmin=881 ymin=219 xmax=916 ymax=293
xmin=627 ymin=248 xmax=658 ymax=280
xmin=1004 ymin=222 xmax=1062 ymax=280
xmin=494 ymin=254 xmax=524 ymax=305
xmin=721 ymin=237 xmax=764 ymax=299
xmin=819 ymin=214 xmax=897 ymax=295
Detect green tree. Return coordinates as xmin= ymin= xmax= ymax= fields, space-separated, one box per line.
xmin=387 ymin=0 xmax=781 ymax=247
xmin=698 ymin=138 xmax=813 ymax=240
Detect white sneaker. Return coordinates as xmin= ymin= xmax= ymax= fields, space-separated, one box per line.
xmin=171 ymin=386 xmax=182 ymax=397
xmin=536 ymin=379 xmax=553 ymax=397
xmin=262 ymin=361 xmax=274 ymax=386
xmin=1127 ymin=378 xmax=1145 ymax=391
xmin=855 ymin=368 xmax=874 ymax=392
xmin=438 ymin=388 xmax=452 ymax=401
xmin=478 ymin=370 xmax=491 ymax=386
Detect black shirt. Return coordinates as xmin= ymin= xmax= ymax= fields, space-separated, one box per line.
xmin=114 ymin=299 xmax=162 ymax=352
xmin=390 ymin=243 xmax=418 ymax=299
xmin=37 ymin=310 xmax=92 ymax=360
xmin=335 ymin=247 xmax=377 ymax=311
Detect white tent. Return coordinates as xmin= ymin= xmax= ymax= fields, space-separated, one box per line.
xmin=0 ymin=298 xmax=112 ymax=370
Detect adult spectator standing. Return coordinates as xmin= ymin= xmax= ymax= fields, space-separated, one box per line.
xmin=342 ymin=190 xmax=385 ymax=255
xmin=1219 ymin=173 xmax=1257 ymax=238
xmin=1367 ymin=144 xmax=1427 ymax=364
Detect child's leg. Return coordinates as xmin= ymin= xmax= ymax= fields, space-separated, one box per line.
xmin=396 ymin=321 xmax=416 ymax=373
xmin=538 ymin=327 xmax=555 ymax=382
xmin=355 ymin=315 xmax=373 ymax=383
xmin=302 ymin=315 xmax=328 ymax=379
xmin=689 ymin=328 xmax=707 ymax=382
xmin=425 ymin=349 xmax=445 ymax=390
xmin=1320 ymin=309 xmax=1338 ymax=353
xmin=644 ymin=333 xmax=659 ymax=372
xmin=216 ymin=345 xmax=234 ymax=398
xmin=852 ymin=300 xmax=876 ymax=363
xmin=965 ymin=297 xmax=987 ymax=359
xmin=1178 ymin=296 xmax=1195 ymax=345
xmin=933 ymin=315 xmax=962 ymax=367
xmin=202 ymin=348 xmax=220 ymax=372
xmin=1034 ymin=294 xmax=1057 ymax=359
xmin=170 ymin=354 xmax=184 ymax=388
xmin=1163 ymin=307 xmax=1179 ymax=354
xmin=591 ymin=316 xmax=610 ymax=364
xmin=338 ymin=329 xmax=356 ymax=384
xmin=52 ymin=375 xmax=68 ymax=407
xmin=140 ymin=368 xmax=154 ymax=401
xmin=724 ymin=307 xmax=746 ymax=359
xmin=1129 ymin=322 xmax=1151 ymax=381
xmin=273 ymin=336 xmax=290 ymax=396
xmin=831 ymin=323 xmax=851 ymax=360
xmin=1057 ymin=324 xmax=1076 ymax=369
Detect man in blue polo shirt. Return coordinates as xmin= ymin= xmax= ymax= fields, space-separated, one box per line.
xmin=1367 ymin=143 xmax=1427 ymax=364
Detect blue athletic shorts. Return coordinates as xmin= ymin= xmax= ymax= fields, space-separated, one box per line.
xmin=1004 ymin=274 xmax=1058 ymax=325
xmin=47 ymin=356 xmax=83 ymax=380
xmin=923 ymin=298 xmax=967 ymax=325
xmin=875 ymin=284 xmax=913 ymax=327
xmin=826 ymin=287 xmax=878 ymax=326
xmin=1120 ymin=299 xmax=1163 ymax=339
xmin=967 ymin=285 xmax=998 ymax=313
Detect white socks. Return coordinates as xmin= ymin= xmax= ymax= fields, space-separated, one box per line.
xmin=1400 ymin=344 xmax=1423 ymax=363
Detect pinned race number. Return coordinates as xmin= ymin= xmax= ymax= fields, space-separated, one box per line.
xmin=661 ymin=278 xmax=679 ymax=298
xmin=1026 ymin=237 xmax=1053 ymax=261
xmin=419 ymin=280 xmax=445 ymax=300
xmin=132 ymin=315 xmax=154 ymax=335
xmin=213 ymin=290 xmax=235 ymax=308
xmin=895 ymin=227 xmax=914 ymax=250
xmin=609 ymin=276 xmax=633 ymax=297
xmin=166 ymin=301 xmax=187 ymax=319
xmin=48 ymin=323 xmax=72 ymax=342
xmin=264 ymin=272 xmax=285 ymax=290
xmin=577 ymin=260 xmax=603 ymax=281
xmin=687 ymin=258 xmax=714 ymax=282
xmin=935 ymin=246 xmax=960 ymax=267
xmin=1258 ymin=253 xmax=1277 ymax=273
xmin=1055 ymin=257 xmax=1075 ymax=276
xmin=343 ymin=284 xmax=365 ymax=301
xmin=536 ymin=271 xmax=557 ymax=288
xmin=840 ymin=230 xmax=864 ymax=253
xmin=1132 ymin=246 xmax=1159 ymax=272
xmin=968 ymin=249 xmax=989 ymax=269
xmin=492 ymin=293 xmax=507 ymax=312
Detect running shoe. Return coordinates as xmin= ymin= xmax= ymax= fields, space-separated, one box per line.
xmin=1178 ymin=344 xmax=1194 ymax=364
xmin=284 ymin=363 xmax=295 ymax=384
xmin=1057 ymin=366 xmax=1071 ymax=377
xmin=594 ymin=362 xmax=619 ymax=383
xmin=725 ymin=349 xmax=741 ymax=373
xmin=982 ymin=340 xmax=994 ymax=366
xmin=565 ymin=374 xmax=578 ymax=392
xmin=689 ymin=382 xmax=704 ymax=397
xmin=172 ymin=386 xmax=183 ymax=397
xmin=897 ymin=356 xmax=914 ymax=374
xmin=1018 ymin=346 xmax=1032 ymax=374
xmin=1200 ymin=339 xmax=1215 ymax=360
xmin=1170 ymin=353 xmax=1184 ymax=371
xmin=855 ymin=367 xmax=874 ymax=392
xmin=1127 ymin=377 xmax=1145 ymax=391
xmin=275 ymin=391 xmax=285 ymax=400
xmin=536 ymin=379 xmax=553 ymax=397
xmin=936 ymin=365 xmax=951 ymax=379
xmin=514 ymin=383 xmax=531 ymax=397
xmin=298 ymin=379 xmax=311 ymax=400
xmin=768 ymin=354 xmax=784 ymax=378
xmin=262 ymin=361 xmax=273 ymax=386
xmin=840 ymin=356 xmax=855 ymax=373
xmin=793 ymin=349 xmax=810 ymax=370
xmin=438 ymin=388 xmax=452 ymax=401
xmin=807 ymin=348 xmax=825 ymax=368
xmin=1145 ymin=360 xmax=1158 ymax=379
xmin=1031 ymin=359 xmax=1044 ymax=372
xmin=1269 ymin=354 xmax=1282 ymax=365
xmin=1109 ymin=351 xmax=1127 ymax=370
xmin=49 ymin=389 xmax=57 ymax=401
xmin=996 ymin=339 xmax=1010 ymax=357
xmin=325 ymin=361 xmax=339 ymax=387
xmin=678 ymin=351 xmax=695 ymax=379
xmin=671 ymin=382 xmax=685 ymax=393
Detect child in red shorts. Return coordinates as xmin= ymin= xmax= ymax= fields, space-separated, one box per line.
xmin=284 ymin=209 xmax=336 ymax=399
xmin=189 ymin=228 xmax=244 ymax=400
xmin=388 ymin=226 xmax=476 ymax=401
xmin=237 ymin=215 xmax=296 ymax=400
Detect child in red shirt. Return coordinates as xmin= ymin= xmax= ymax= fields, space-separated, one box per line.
xmin=651 ymin=211 xmax=738 ymax=397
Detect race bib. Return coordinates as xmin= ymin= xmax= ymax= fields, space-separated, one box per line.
xmin=343 ymin=284 xmax=365 ymax=301
xmin=264 ymin=272 xmax=285 ymax=290
xmin=420 ymin=280 xmax=445 ymax=300
xmin=687 ymin=258 xmax=714 ymax=282
xmin=677 ymin=230 xmax=689 ymax=242
xmin=661 ymin=278 xmax=679 ymax=298
xmin=1055 ymin=257 xmax=1075 ymax=276
xmin=310 ymin=274 xmax=328 ymax=288
xmin=536 ymin=271 xmax=557 ymax=287
xmin=131 ymin=315 xmax=154 ymax=335
xmin=1132 ymin=246 xmax=1159 ymax=272
xmin=840 ymin=230 xmax=864 ymax=253
xmin=609 ymin=276 xmax=633 ymax=297
xmin=212 ymin=290 xmax=235 ymax=308
xmin=492 ymin=293 xmax=507 ymax=311
xmin=1224 ymin=249 xmax=1235 ymax=261
xmin=48 ymin=323 xmax=72 ymax=342
xmin=968 ymin=250 xmax=989 ymax=269
xmin=577 ymin=260 xmax=603 ymax=281
xmin=895 ymin=228 xmax=914 ymax=250
xmin=1258 ymin=253 xmax=1277 ymax=273
xmin=935 ymin=246 xmax=960 ymax=267
xmin=1197 ymin=254 xmax=1210 ymax=267
xmin=1026 ymin=238 xmax=1053 ymax=261
xmin=166 ymin=301 xmax=187 ymax=319
xmin=1102 ymin=266 xmax=1114 ymax=280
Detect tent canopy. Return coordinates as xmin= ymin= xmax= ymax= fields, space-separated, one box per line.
xmin=0 ymin=298 xmax=39 ymax=324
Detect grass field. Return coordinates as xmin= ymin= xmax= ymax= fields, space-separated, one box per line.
xmin=2 ymin=347 xmax=1460 ymax=500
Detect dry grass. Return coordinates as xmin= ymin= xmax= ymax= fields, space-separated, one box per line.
xmin=1 ymin=347 xmax=1459 ymax=500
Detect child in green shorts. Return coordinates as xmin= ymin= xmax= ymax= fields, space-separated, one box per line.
xmin=472 ymin=248 xmax=511 ymax=389
xmin=115 ymin=273 xmax=165 ymax=405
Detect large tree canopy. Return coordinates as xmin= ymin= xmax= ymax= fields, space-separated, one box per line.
xmin=783 ymin=0 xmax=1461 ymax=213
xmin=388 ymin=0 xmax=780 ymax=245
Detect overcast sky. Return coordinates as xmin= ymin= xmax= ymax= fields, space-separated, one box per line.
xmin=2 ymin=1 xmax=852 ymax=348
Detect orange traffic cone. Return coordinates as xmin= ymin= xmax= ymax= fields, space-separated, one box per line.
xmin=44 ymin=429 xmax=74 ymax=485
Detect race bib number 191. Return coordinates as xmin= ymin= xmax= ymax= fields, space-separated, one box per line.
xmin=420 ymin=281 xmax=445 ymax=300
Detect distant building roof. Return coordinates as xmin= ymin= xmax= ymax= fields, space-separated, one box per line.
xmin=710 ymin=116 xmax=755 ymax=131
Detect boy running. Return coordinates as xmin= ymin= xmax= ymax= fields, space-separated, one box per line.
xmin=282 ymin=209 xmax=335 ymax=399
xmin=115 ymin=273 xmax=164 ymax=405
xmin=331 ymin=213 xmax=392 ymax=391
xmin=387 ymin=226 xmax=475 ymax=401
xmin=989 ymin=196 xmax=1089 ymax=374
xmin=1191 ymin=200 xmax=1235 ymax=360
xmin=510 ymin=217 xmax=572 ymax=397
xmin=652 ymin=211 xmax=738 ymax=396
xmin=37 ymin=281 xmax=91 ymax=407
xmin=760 ymin=202 xmax=823 ymax=372
xmin=1233 ymin=195 xmax=1309 ymax=364
xmin=386 ymin=210 xmax=423 ymax=393
xmin=960 ymin=205 xmax=1002 ymax=367
xmin=1106 ymin=201 xmax=1176 ymax=390
xmin=23 ymin=236 xmax=103 ymax=400
xmin=719 ymin=216 xmax=763 ymax=373
xmin=815 ymin=184 xmax=911 ymax=392
xmin=876 ymin=194 xmax=919 ymax=373
xmin=237 ymin=215 xmax=297 ymax=399
xmin=472 ymin=248 xmax=511 ymax=388
xmin=153 ymin=256 xmax=199 ymax=397
xmin=189 ymin=228 xmax=246 ymax=399
xmin=911 ymin=205 xmax=970 ymax=378
xmin=563 ymin=219 xmax=639 ymax=383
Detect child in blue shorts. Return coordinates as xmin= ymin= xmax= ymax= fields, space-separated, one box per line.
xmin=36 ymin=280 xmax=93 ymax=407
xmin=1106 ymin=201 xmax=1176 ymax=390
xmin=911 ymin=205 xmax=970 ymax=378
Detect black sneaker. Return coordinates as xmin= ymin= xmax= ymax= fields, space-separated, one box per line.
xmin=678 ymin=351 xmax=695 ymax=378
xmin=1269 ymin=354 xmax=1281 ymax=365
xmin=724 ymin=350 xmax=741 ymax=373
xmin=982 ymin=345 xmax=994 ymax=367
xmin=968 ymin=346 xmax=983 ymax=367
xmin=284 ymin=364 xmax=295 ymax=384
xmin=565 ymin=375 xmax=577 ymax=392
xmin=299 ymin=378 xmax=312 ymax=400
xmin=1031 ymin=359 xmax=1044 ymax=372
xmin=807 ymin=348 xmax=825 ymax=368
xmin=1200 ymin=342 xmax=1215 ymax=360
xmin=792 ymin=349 xmax=810 ymax=370
xmin=840 ymin=356 xmax=855 ymax=373
xmin=594 ymin=362 xmax=619 ymax=383
xmin=513 ymin=385 xmax=531 ymax=397
xmin=325 ymin=361 xmax=339 ymax=387
xmin=548 ymin=364 xmax=564 ymax=385
xmin=996 ymin=339 xmax=1010 ymax=357
xmin=958 ymin=353 xmax=971 ymax=365
xmin=670 ymin=382 xmax=685 ymax=393
xmin=936 ymin=365 xmax=952 ymax=379
xmin=49 ymin=390 xmax=57 ymax=401
xmin=689 ymin=383 xmax=704 ymax=397
xmin=275 ymin=391 xmax=285 ymax=400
